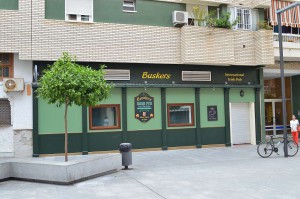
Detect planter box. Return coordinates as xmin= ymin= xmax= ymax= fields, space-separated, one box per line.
xmin=0 ymin=153 xmax=121 ymax=185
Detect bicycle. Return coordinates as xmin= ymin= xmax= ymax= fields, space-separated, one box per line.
xmin=257 ymin=134 xmax=299 ymax=158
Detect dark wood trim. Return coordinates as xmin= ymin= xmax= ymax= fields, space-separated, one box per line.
xmin=255 ymin=88 xmax=262 ymax=144
xmin=89 ymin=104 xmax=121 ymax=130
xmin=195 ymin=88 xmax=202 ymax=148
xmin=224 ymin=88 xmax=231 ymax=147
xmin=82 ymin=106 xmax=88 ymax=155
xmin=161 ymin=88 xmax=167 ymax=150
xmin=0 ymin=53 xmax=14 ymax=80
xmin=121 ymin=88 xmax=128 ymax=142
xmin=32 ymin=87 xmax=39 ymax=157
xmin=167 ymin=103 xmax=195 ymax=127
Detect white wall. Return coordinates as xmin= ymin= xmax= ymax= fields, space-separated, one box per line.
xmin=0 ymin=53 xmax=32 ymax=157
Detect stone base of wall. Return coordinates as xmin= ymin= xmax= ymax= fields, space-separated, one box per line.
xmin=0 ymin=128 xmax=32 ymax=158
xmin=0 ymin=126 xmax=14 ymax=157
xmin=14 ymin=130 xmax=32 ymax=157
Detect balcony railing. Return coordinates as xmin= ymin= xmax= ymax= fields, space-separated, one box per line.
xmin=273 ymin=33 xmax=300 ymax=43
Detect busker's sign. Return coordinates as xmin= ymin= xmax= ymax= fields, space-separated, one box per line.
xmin=135 ymin=92 xmax=154 ymax=123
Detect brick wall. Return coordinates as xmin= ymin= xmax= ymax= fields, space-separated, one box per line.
xmin=0 ymin=0 xmax=274 ymax=66
xmin=181 ymin=26 xmax=274 ymax=66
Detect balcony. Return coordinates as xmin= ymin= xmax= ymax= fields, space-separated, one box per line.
xmin=181 ymin=26 xmax=274 ymax=66
xmin=273 ymin=33 xmax=300 ymax=61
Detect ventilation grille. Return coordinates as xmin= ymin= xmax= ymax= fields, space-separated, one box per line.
xmin=182 ymin=71 xmax=211 ymax=82
xmin=0 ymin=99 xmax=11 ymax=125
xmin=104 ymin=69 xmax=130 ymax=81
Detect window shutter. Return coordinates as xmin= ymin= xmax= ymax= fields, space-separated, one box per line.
xmin=0 ymin=99 xmax=11 ymax=125
xmin=228 ymin=7 xmax=237 ymax=30
xmin=65 ymin=0 xmax=93 ymax=16
xmin=251 ymin=9 xmax=259 ymax=31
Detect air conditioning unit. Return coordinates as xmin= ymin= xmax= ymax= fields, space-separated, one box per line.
xmin=172 ymin=11 xmax=188 ymax=26
xmin=3 ymin=78 xmax=25 ymax=92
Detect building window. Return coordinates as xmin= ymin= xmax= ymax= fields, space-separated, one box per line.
xmin=167 ymin=103 xmax=194 ymax=127
xmin=0 ymin=99 xmax=11 ymax=125
xmin=123 ymin=0 xmax=136 ymax=12
xmin=237 ymin=8 xmax=251 ymax=30
xmin=0 ymin=53 xmax=13 ymax=81
xmin=89 ymin=104 xmax=121 ymax=130
xmin=65 ymin=0 xmax=93 ymax=22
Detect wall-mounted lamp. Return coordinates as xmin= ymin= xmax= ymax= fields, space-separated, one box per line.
xmin=240 ymin=89 xmax=245 ymax=97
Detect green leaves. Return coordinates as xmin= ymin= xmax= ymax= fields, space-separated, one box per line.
xmin=37 ymin=52 xmax=113 ymax=107
xmin=206 ymin=12 xmax=238 ymax=29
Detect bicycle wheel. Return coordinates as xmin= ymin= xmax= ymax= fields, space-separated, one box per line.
xmin=285 ymin=140 xmax=299 ymax=157
xmin=257 ymin=142 xmax=273 ymax=158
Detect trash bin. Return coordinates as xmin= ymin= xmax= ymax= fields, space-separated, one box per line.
xmin=118 ymin=143 xmax=132 ymax=169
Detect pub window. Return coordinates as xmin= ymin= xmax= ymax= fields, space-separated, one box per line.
xmin=0 ymin=53 xmax=13 ymax=81
xmin=167 ymin=103 xmax=195 ymax=127
xmin=0 ymin=99 xmax=11 ymax=125
xmin=89 ymin=104 xmax=121 ymax=130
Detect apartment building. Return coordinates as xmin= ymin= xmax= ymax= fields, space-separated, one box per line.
xmin=264 ymin=0 xmax=300 ymax=137
xmin=0 ymin=0 xmax=273 ymax=157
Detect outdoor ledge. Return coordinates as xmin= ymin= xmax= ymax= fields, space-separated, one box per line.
xmin=0 ymin=153 xmax=121 ymax=185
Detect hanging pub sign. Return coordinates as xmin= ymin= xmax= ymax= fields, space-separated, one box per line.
xmin=135 ymin=92 xmax=154 ymax=123
xmin=207 ymin=106 xmax=218 ymax=121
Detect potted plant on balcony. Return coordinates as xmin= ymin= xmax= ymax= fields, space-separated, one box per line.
xmin=190 ymin=6 xmax=208 ymax=26
xmin=206 ymin=12 xmax=238 ymax=29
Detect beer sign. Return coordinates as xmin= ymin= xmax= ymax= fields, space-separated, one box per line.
xmin=135 ymin=92 xmax=154 ymax=123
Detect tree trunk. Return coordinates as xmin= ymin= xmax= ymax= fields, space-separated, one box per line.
xmin=64 ymin=97 xmax=69 ymax=162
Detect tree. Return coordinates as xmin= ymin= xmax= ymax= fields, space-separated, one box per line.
xmin=37 ymin=52 xmax=112 ymax=162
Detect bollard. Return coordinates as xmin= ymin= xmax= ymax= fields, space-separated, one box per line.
xmin=118 ymin=143 xmax=132 ymax=169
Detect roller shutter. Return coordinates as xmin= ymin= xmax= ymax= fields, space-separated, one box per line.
xmin=231 ymin=103 xmax=251 ymax=144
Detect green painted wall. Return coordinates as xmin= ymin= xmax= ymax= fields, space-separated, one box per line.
xmin=201 ymin=127 xmax=225 ymax=145
xmin=88 ymin=132 xmax=122 ymax=151
xmin=200 ymin=88 xmax=225 ymax=128
xmin=167 ymin=128 xmax=196 ymax=147
xmin=38 ymin=99 xmax=82 ymax=134
xmin=94 ymin=0 xmax=185 ymax=27
xmin=45 ymin=0 xmax=65 ymax=20
xmin=44 ymin=0 xmax=185 ymax=26
xmin=0 ymin=0 xmax=18 ymax=10
xmin=229 ymin=88 xmax=255 ymax=103
xmin=128 ymin=130 xmax=162 ymax=149
xmin=39 ymin=134 xmax=82 ymax=154
xmin=166 ymin=88 xmax=196 ymax=129
xmin=127 ymin=88 xmax=162 ymax=131
xmin=88 ymin=88 xmax=122 ymax=132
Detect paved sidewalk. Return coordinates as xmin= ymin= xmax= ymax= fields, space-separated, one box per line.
xmin=1 ymin=145 xmax=300 ymax=199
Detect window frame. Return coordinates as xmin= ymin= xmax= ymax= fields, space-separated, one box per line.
xmin=0 ymin=99 xmax=11 ymax=126
xmin=89 ymin=104 xmax=121 ymax=130
xmin=65 ymin=0 xmax=94 ymax=23
xmin=167 ymin=103 xmax=195 ymax=127
xmin=123 ymin=0 xmax=136 ymax=13
xmin=0 ymin=53 xmax=14 ymax=81
xmin=236 ymin=8 xmax=251 ymax=30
